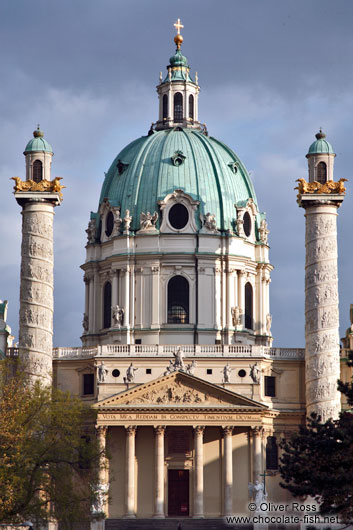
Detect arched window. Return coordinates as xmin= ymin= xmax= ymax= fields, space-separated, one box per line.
xmin=317 ymin=161 xmax=327 ymax=184
xmin=168 ymin=276 xmax=189 ymax=323
xmin=103 ymin=282 xmax=112 ymax=329
xmin=266 ymin=436 xmax=278 ymax=470
xmin=189 ymin=94 xmax=194 ymax=120
xmin=33 ymin=160 xmax=43 ymax=183
xmin=174 ymin=92 xmax=183 ymax=123
xmin=245 ymin=282 xmax=253 ymax=329
xmin=163 ymin=94 xmax=168 ymax=119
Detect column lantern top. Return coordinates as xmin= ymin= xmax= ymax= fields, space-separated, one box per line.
xmin=24 ymin=125 xmax=53 ymax=154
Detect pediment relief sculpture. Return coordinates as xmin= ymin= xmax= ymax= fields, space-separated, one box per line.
xmin=124 ymin=380 xmax=224 ymax=405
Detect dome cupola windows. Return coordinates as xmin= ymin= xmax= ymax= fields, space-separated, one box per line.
xmin=174 ymin=93 xmax=183 ymax=123
xmin=103 ymin=281 xmax=112 ymax=329
xmin=316 ymin=161 xmax=327 ymax=184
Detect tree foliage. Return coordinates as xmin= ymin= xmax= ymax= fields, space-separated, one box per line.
xmin=0 ymin=361 xmax=106 ymax=527
xmin=279 ymin=352 xmax=353 ymax=522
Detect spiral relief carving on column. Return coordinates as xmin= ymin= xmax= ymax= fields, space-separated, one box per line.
xmin=305 ymin=208 xmax=341 ymax=421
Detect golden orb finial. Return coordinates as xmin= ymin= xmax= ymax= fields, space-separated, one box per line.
xmin=174 ymin=34 xmax=183 ymax=49
xmin=173 ymin=18 xmax=184 ymax=49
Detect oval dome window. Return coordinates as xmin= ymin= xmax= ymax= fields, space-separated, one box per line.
xmin=243 ymin=211 xmax=251 ymax=237
xmin=169 ymin=203 xmax=189 ymax=230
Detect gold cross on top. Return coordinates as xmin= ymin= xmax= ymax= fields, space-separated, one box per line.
xmin=174 ymin=18 xmax=184 ymax=35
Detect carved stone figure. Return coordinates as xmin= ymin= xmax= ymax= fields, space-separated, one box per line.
xmin=250 ymin=362 xmax=261 ymax=384
xmin=112 ymin=207 xmax=122 ymax=235
xmin=231 ymin=306 xmax=241 ymax=327
xmin=112 ymin=305 xmax=124 ymax=328
xmin=185 ymin=360 xmax=197 ymax=375
xmin=86 ymin=218 xmax=96 ymax=244
xmin=222 ymin=363 xmax=233 ymax=383
xmin=173 ymin=347 xmax=185 ymax=371
xmin=123 ymin=210 xmax=132 ymax=233
xmin=202 ymin=212 xmax=217 ymax=232
xmin=266 ymin=313 xmax=272 ymax=335
xmin=82 ymin=313 xmax=88 ymax=332
xmin=125 ymin=363 xmax=138 ymax=383
xmin=259 ymin=219 xmax=269 ymax=244
xmin=164 ymin=360 xmax=175 ymax=376
xmin=97 ymin=361 xmax=108 ymax=384
xmin=236 ymin=213 xmax=244 ymax=237
xmin=139 ymin=211 xmax=158 ymax=231
xmin=248 ymin=480 xmax=267 ymax=506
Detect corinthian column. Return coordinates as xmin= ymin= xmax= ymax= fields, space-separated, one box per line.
xmin=193 ymin=426 xmax=205 ymax=518
xmin=223 ymin=426 xmax=233 ymax=516
xmin=252 ymin=427 xmax=263 ymax=483
xmin=124 ymin=426 xmax=136 ymax=518
xmin=153 ymin=426 xmax=165 ymax=518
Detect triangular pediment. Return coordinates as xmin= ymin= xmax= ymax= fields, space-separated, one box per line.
xmin=95 ymin=371 xmax=267 ymax=410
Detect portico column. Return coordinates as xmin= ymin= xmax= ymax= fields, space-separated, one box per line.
xmin=193 ymin=426 xmax=205 ymax=518
xmin=223 ymin=426 xmax=233 ymax=516
xmin=124 ymin=426 xmax=137 ymax=518
xmin=154 ymin=426 xmax=165 ymax=518
xmin=252 ymin=427 xmax=263 ymax=483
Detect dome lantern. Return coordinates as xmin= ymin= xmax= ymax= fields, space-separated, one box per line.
xmin=155 ymin=19 xmax=201 ymax=131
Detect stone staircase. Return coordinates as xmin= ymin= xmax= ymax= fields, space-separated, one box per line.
xmin=106 ymin=519 xmax=252 ymax=530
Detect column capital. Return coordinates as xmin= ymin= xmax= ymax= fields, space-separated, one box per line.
xmin=194 ymin=425 xmax=205 ymax=435
xmin=96 ymin=425 xmax=108 ymax=437
xmin=125 ymin=425 xmax=137 ymax=437
xmin=250 ymin=426 xmax=264 ymax=436
xmin=222 ymin=426 xmax=233 ymax=436
xmin=154 ymin=425 xmax=166 ymax=435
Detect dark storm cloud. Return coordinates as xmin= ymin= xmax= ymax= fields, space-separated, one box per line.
xmin=0 ymin=0 xmax=352 ymax=347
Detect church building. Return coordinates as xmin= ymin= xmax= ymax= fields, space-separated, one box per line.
xmin=7 ymin=19 xmax=351 ymax=527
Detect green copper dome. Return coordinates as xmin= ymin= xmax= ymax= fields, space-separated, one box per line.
xmin=24 ymin=126 xmax=53 ymax=154
xmin=307 ymin=130 xmax=334 ymax=155
xmin=98 ymin=128 xmax=260 ymax=234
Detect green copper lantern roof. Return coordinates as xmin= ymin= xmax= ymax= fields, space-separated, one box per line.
xmin=24 ymin=126 xmax=53 ymax=154
xmin=98 ymin=128 xmax=260 ymax=233
xmin=307 ymin=129 xmax=334 ymax=155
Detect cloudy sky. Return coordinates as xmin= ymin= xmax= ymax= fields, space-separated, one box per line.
xmin=0 ymin=0 xmax=352 ymax=348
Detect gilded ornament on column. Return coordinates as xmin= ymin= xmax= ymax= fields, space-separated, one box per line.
xmin=11 ymin=176 xmax=65 ymax=199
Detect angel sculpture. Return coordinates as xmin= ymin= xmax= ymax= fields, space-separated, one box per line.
xmin=140 ymin=211 xmax=158 ymax=230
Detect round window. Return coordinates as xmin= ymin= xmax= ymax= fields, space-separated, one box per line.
xmin=238 ymin=369 xmax=246 ymax=378
xmin=243 ymin=211 xmax=251 ymax=237
xmin=168 ymin=203 xmax=189 ymax=230
xmin=105 ymin=211 xmax=114 ymax=237
xmin=112 ymin=369 xmax=120 ymax=378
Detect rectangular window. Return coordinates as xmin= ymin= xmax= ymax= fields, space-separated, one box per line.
xmin=135 ymin=339 xmax=142 ymax=344
xmin=146 ymin=368 xmax=152 ymax=374
xmin=207 ymin=369 xmax=213 ymax=375
xmin=265 ymin=376 xmax=276 ymax=397
xmin=83 ymin=373 xmax=94 ymax=395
